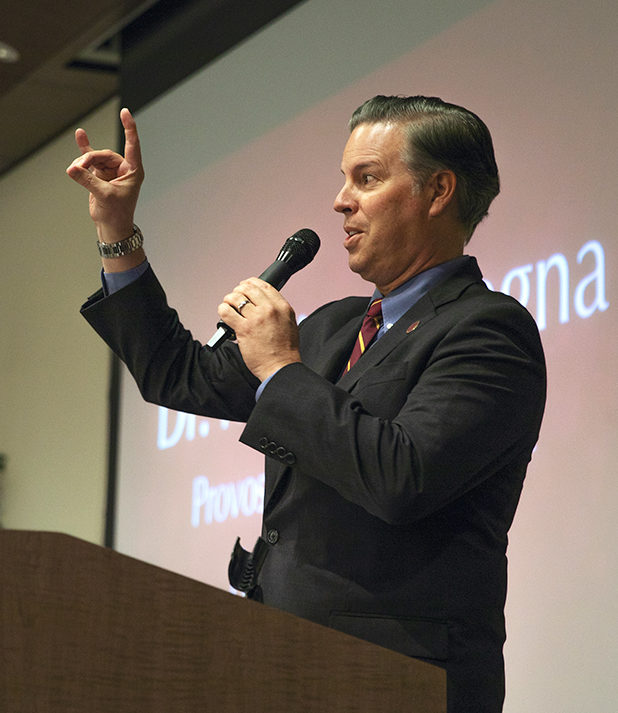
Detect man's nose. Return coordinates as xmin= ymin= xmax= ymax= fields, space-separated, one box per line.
xmin=333 ymin=184 xmax=354 ymax=213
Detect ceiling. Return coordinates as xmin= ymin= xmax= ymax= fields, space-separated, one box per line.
xmin=0 ymin=0 xmax=157 ymax=176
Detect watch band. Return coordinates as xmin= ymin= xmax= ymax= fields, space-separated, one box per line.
xmin=97 ymin=224 xmax=144 ymax=258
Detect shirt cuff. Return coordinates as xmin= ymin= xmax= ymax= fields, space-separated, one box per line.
xmin=101 ymin=260 xmax=149 ymax=296
xmin=255 ymin=370 xmax=280 ymax=400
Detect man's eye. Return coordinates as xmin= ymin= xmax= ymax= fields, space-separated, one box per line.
xmin=362 ymin=174 xmax=376 ymax=184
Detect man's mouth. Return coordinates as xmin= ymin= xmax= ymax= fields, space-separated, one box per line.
xmin=344 ymin=227 xmax=364 ymax=245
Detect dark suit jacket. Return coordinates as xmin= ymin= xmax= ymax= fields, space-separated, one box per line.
xmin=82 ymin=256 xmax=546 ymax=713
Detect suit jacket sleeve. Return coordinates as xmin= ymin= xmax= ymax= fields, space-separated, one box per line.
xmin=81 ymin=265 xmax=260 ymax=422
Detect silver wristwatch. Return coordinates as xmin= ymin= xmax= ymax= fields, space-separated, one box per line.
xmin=97 ymin=224 xmax=144 ymax=258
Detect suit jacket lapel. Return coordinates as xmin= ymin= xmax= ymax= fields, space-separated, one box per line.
xmin=337 ymin=258 xmax=484 ymax=391
xmin=315 ymin=318 xmax=362 ymax=381
xmin=301 ymin=298 xmax=367 ymax=382
xmin=336 ymin=292 xmax=437 ymax=390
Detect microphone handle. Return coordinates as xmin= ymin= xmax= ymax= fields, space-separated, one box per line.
xmin=204 ymin=260 xmax=295 ymax=352
xmin=256 ymin=260 xmax=295 ymax=291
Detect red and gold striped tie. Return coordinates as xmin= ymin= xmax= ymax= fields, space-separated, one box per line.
xmin=345 ymin=298 xmax=383 ymax=372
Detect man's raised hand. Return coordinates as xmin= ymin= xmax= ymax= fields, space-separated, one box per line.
xmin=66 ymin=108 xmax=144 ymax=243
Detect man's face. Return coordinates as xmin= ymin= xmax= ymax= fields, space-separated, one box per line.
xmin=333 ymin=121 xmax=439 ymax=294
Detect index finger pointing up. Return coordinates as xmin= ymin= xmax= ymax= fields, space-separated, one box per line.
xmin=120 ymin=107 xmax=143 ymax=170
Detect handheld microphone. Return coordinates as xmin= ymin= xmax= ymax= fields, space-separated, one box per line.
xmin=205 ymin=228 xmax=320 ymax=351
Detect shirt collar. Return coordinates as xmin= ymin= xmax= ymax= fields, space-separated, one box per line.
xmin=371 ymin=255 xmax=469 ymax=332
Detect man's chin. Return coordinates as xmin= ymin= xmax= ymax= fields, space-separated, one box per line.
xmin=348 ymin=256 xmax=376 ymax=285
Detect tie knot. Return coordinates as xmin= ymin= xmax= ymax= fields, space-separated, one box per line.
xmin=367 ymin=298 xmax=383 ymax=319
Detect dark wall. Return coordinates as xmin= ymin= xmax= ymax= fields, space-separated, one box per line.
xmin=121 ymin=0 xmax=307 ymax=111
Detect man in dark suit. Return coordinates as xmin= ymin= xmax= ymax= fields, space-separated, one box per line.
xmin=68 ymin=96 xmax=546 ymax=713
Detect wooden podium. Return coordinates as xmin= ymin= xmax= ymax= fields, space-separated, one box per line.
xmin=0 ymin=530 xmax=446 ymax=712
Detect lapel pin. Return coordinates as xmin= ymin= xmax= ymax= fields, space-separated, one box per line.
xmin=406 ymin=320 xmax=420 ymax=333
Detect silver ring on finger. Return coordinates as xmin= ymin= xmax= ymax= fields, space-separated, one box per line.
xmin=237 ymin=298 xmax=250 ymax=314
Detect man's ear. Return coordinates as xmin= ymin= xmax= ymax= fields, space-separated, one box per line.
xmin=428 ymin=169 xmax=457 ymax=218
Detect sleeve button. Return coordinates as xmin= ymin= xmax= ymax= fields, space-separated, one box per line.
xmin=266 ymin=529 xmax=280 ymax=544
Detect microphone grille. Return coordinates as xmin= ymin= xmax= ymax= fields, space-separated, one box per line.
xmin=277 ymin=228 xmax=321 ymax=270
xmin=292 ymin=228 xmax=321 ymax=258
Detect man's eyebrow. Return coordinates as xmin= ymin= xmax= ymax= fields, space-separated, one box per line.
xmin=340 ymin=160 xmax=382 ymax=174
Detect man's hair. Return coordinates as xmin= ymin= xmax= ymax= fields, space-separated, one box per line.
xmin=349 ymin=95 xmax=500 ymax=241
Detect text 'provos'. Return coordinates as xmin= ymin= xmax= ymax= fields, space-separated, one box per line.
xmin=191 ymin=473 xmax=264 ymax=527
